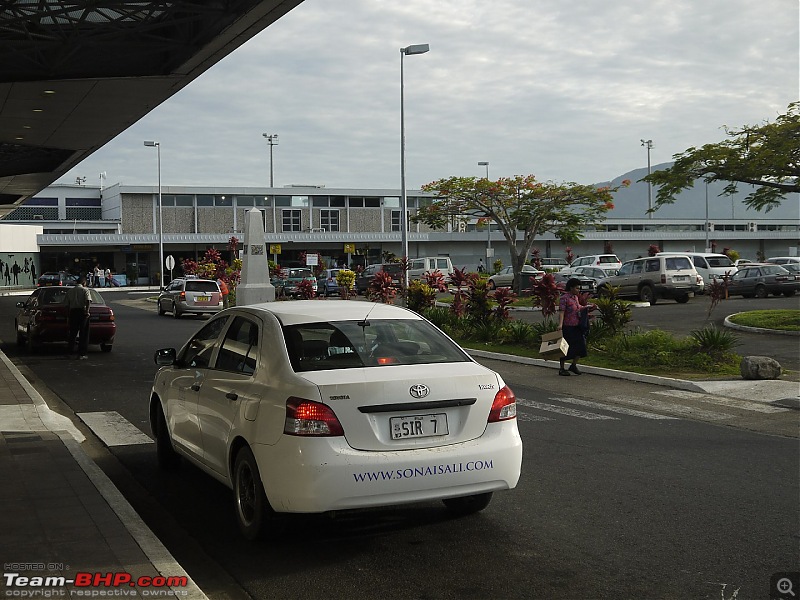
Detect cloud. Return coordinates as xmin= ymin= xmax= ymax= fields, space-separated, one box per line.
xmin=62 ymin=0 xmax=798 ymax=196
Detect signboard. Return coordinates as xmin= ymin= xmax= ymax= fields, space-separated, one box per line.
xmin=344 ymin=243 xmax=356 ymax=254
xmin=306 ymin=253 xmax=319 ymax=266
xmin=165 ymin=255 xmax=175 ymax=270
xmin=269 ymin=244 xmax=282 ymax=255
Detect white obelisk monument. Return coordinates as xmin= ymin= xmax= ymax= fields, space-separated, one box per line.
xmin=236 ymin=208 xmax=275 ymax=305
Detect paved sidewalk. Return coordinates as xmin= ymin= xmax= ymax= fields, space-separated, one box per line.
xmin=0 ymin=350 xmax=207 ymax=599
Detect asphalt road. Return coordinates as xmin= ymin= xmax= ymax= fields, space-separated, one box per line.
xmin=0 ymin=290 xmax=798 ymax=600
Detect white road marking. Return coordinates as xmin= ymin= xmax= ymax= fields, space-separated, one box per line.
xmin=77 ymin=411 xmax=154 ymax=446
xmin=516 ymin=398 xmax=617 ymax=420
xmin=606 ymin=396 xmax=733 ymax=421
xmin=557 ymin=397 xmax=679 ymax=420
xmin=652 ymin=390 xmax=790 ymax=414
xmin=516 ymin=412 xmax=553 ymax=422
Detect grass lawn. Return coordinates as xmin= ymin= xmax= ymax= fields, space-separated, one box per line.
xmin=728 ymin=309 xmax=800 ymax=332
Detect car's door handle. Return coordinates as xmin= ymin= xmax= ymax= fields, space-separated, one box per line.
xmin=191 ymin=383 xmax=201 ymax=391
xmin=226 ymin=392 xmax=239 ymax=401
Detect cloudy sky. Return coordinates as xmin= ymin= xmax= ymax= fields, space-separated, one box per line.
xmin=58 ymin=0 xmax=798 ymax=193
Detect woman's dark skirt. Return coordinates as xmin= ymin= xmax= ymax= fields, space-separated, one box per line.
xmin=562 ymin=325 xmax=588 ymax=359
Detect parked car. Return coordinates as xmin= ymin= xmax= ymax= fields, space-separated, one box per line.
xmin=782 ymin=263 xmax=799 ymax=275
xmin=766 ymin=256 xmax=800 ymax=266
xmin=408 ymin=256 xmax=455 ymax=282
xmin=596 ymin=255 xmax=702 ymax=304
xmin=726 ymin=264 xmax=798 ymax=298
xmin=535 ymin=257 xmax=569 ymax=271
xmin=317 ymin=268 xmax=355 ymax=297
xmin=37 ymin=271 xmax=78 ymax=287
xmin=551 ymin=270 xmax=597 ymax=293
xmin=157 ymin=277 xmax=222 ymax=318
xmin=656 ymin=252 xmax=737 ymax=284
xmin=149 ymin=301 xmax=523 ymax=540
xmin=559 ymin=254 xmax=622 ymax=276
xmin=15 ymin=286 xmax=116 ymax=352
xmin=272 ymin=268 xmax=319 ymax=298
xmin=355 ymin=263 xmax=403 ymax=294
xmin=487 ymin=265 xmax=544 ymax=290
xmin=571 ymin=266 xmax=619 ymax=282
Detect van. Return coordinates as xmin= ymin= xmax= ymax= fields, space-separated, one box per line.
xmin=408 ymin=256 xmax=455 ymax=282
xmin=597 ymin=255 xmax=702 ymax=304
xmin=657 ymin=252 xmax=737 ymax=284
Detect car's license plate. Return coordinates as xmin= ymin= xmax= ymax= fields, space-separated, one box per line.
xmin=196 ymin=295 xmax=210 ymax=301
xmin=674 ymin=276 xmax=687 ymax=281
xmin=390 ymin=414 xmax=448 ymax=439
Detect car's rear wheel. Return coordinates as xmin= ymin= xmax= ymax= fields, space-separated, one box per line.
xmin=754 ymin=285 xmax=767 ymax=299
xmin=100 ymin=343 xmax=112 ymax=352
xmin=153 ymin=402 xmax=180 ymax=470
xmin=675 ymin=294 xmax=690 ymax=304
xmin=172 ymin=302 xmax=181 ymax=318
xmin=639 ymin=285 xmax=656 ymax=305
xmin=234 ymin=445 xmax=279 ymax=541
xmin=443 ymin=492 xmax=493 ymax=516
xmin=784 ymin=290 xmax=796 ymax=297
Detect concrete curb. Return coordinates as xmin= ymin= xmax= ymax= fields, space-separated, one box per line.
xmin=724 ymin=312 xmax=800 ymax=336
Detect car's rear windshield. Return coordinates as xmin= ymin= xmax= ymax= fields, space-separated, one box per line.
xmin=287 ymin=269 xmax=313 ymax=278
xmin=284 ymin=319 xmax=470 ymax=372
xmin=598 ymin=256 xmax=619 ymax=263
xmin=706 ymin=256 xmax=734 ymax=267
xmin=665 ymin=257 xmax=692 ymax=270
xmin=382 ymin=264 xmax=402 ymax=275
xmin=186 ymin=281 xmax=219 ymax=292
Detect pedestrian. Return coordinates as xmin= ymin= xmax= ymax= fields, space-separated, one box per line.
xmin=477 ymin=259 xmax=485 ymax=274
xmin=217 ymin=278 xmax=230 ymax=309
xmin=93 ymin=264 xmax=101 ymax=287
xmin=105 ymin=267 xmax=112 ymax=287
xmin=556 ymin=278 xmax=596 ymax=376
xmin=65 ymin=275 xmax=92 ymax=359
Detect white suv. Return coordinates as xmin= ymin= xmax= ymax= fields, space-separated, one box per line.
xmin=559 ymin=254 xmax=622 ymax=276
xmin=597 ymin=255 xmax=702 ymax=304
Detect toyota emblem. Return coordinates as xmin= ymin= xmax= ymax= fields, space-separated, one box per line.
xmin=409 ymin=384 xmax=429 ymax=399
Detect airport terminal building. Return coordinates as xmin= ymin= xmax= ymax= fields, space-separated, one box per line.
xmin=0 ymin=182 xmax=798 ymax=288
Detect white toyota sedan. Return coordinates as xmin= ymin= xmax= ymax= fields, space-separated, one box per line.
xmin=149 ymin=301 xmax=522 ymax=540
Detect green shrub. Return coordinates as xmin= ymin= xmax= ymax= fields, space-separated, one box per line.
xmin=407 ymin=280 xmax=437 ymax=313
xmin=500 ymin=320 xmax=536 ymax=346
xmin=689 ymin=325 xmax=740 ymax=355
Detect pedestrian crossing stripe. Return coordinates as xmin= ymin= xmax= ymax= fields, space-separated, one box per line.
xmin=77 ymin=411 xmax=153 ymax=447
xmin=652 ymin=390 xmax=790 ymax=414
xmin=516 ymin=413 xmax=553 ymax=422
xmin=607 ymin=396 xmax=733 ymax=421
xmin=516 ymin=398 xmax=617 ymax=420
xmin=557 ymin=397 xmax=678 ymax=420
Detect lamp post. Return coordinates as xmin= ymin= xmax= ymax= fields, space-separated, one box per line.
xmin=478 ymin=161 xmax=491 ymax=258
xmin=400 ymin=43 xmax=430 ymax=289
xmin=640 ymin=139 xmax=653 ymax=219
xmin=262 ymin=133 xmax=279 ymax=187
xmin=143 ymin=141 xmax=164 ymax=289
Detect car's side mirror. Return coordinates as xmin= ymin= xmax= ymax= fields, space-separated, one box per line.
xmin=154 ymin=348 xmax=177 ymax=366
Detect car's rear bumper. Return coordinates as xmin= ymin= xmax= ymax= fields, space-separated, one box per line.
xmin=252 ymin=421 xmax=523 ymax=513
xmin=654 ymin=284 xmax=700 ymax=298
xmin=32 ymin=323 xmax=116 ymax=344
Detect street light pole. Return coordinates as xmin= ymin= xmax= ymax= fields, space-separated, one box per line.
xmin=400 ymin=43 xmax=429 ymax=289
xmin=478 ymin=161 xmax=491 ymax=257
xmin=262 ymin=133 xmax=279 ymax=187
xmin=143 ymin=141 xmax=164 ymax=290
xmin=641 ymin=139 xmax=653 ymax=219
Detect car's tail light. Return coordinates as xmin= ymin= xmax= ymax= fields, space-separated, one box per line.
xmin=661 ymin=274 xmax=667 ymax=284
xmin=284 ymin=397 xmax=344 ymax=436
xmin=488 ymin=385 xmax=517 ymax=422
xmin=179 ymin=291 xmax=186 ymax=301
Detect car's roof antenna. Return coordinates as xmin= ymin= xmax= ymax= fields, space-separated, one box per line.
xmin=357 ymin=302 xmax=379 ymax=328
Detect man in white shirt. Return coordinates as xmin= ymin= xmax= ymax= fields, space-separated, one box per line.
xmin=65 ymin=275 xmax=92 ymax=359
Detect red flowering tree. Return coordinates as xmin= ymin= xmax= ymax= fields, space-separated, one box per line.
xmin=415 ymin=175 xmax=629 ymax=293
xmin=648 ymin=244 xmax=661 ymax=256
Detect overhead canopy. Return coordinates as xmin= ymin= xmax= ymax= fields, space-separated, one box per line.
xmin=0 ymin=0 xmax=304 ymax=206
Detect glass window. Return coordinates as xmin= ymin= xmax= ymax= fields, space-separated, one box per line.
xmin=618 ymin=263 xmax=633 ymax=276
xmin=349 ymin=197 xmax=364 ymax=207
xmin=284 ymin=319 xmax=470 ymax=372
xmin=706 ymin=256 xmax=734 ymax=267
xmin=330 ymin=196 xmax=346 ymax=207
xmin=161 ymin=195 xmax=176 ymax=207
xmin=312 ymin=196 xmax=329 ymax=207
xmin=179 ymin=316 xmax=229 ymax=368
xmin=365 ymin=197 xmax=380 ymax=208
xmin=196 ymin=195 xmax=213 ymax=207
xmin=275 ymin=195 xmax=290 ymax=207
xmin=255 ymin=196 xmax=269 ymax=207
xmin=215 ymin=195 xmax=232 ymax=207
xmin=631 ymin=261 xmax=644 ymax=274
xmin=391 ymin=211 xmax=401 ymax=232
xmin=215 ymin=317 xmax=259 ymax=375
xmin=176 ymin=195 xmax=193 ymax=207
xmin=645 ymin=259 xmax=660 ymax=272
xmin=65 ymin=197 xmax=101 ymax=206
xmin=26 ymin=197 xmax=58 ymax=206
xmin=383 ymin=197 xmax=400 ymax=208
xmin=320 ymin=209 xmax=340 ymax=232
xmin=237 ymin=196 xmax=255 ymax=207
xmin=282 ymin=209 xmax=302 ymax=232
xmin=665 ymin=257 xmax=692 ymax=270
xmin=291 ymin=196 xmax=309 ymax=207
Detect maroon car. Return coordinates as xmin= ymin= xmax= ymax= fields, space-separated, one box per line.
xmin=15 ymin=286 xmax=116 ymax=352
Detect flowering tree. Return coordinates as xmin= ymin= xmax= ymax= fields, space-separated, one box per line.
xmin=648 ymin=244 xmax=661 ymax=257
xmin=416 ymin=175 xmax=628 ymax=293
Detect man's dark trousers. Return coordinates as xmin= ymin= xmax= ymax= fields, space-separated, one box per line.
xmin=68 ymin=308 xmax=89 ymax=355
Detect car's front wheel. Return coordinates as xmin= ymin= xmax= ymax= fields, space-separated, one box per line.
xmin=157 ymin=301 xmax=166 ymax=316
xmin=754 ymin=285 xmax=767 ymax=299
xmin=234 ymin=445 xmax=279 ymax=541
xmin=443 ymin=492 xmax=493 ymax=516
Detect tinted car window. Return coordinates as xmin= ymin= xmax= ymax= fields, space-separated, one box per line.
xmin=285 ymin=319 xmax=470 ymax=372
xmin=665 ymin=257 xmax=692 ymax=270
xmin=707 ymin=256 xmax=734 ymax=267
xmin=617 ymin=263 xmax=632 ymax=276
xmin=598 ymin=256 xmax=618 ymax=263
xmin=216 ymin=317 xmax=259 ymax=375
xmin=645 ymin=259 xmax=659 ymax=272
xmin=180 ymin=316 xmax=229 ymax=368
xmin=186 ymin=280 xmax=219 ymax=292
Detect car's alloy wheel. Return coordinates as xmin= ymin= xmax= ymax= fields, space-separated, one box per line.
xmin=754 ymin=285 xmax=767 ymax=299
xmin=154 ymin=402 xmax=180 ymax=470
xmin=442 ymin=492 xmax=493 ymax=516
xmin=234 ymin=446 xmax=278 ymax=541
xmin=639 ymin=285 xmax=656 ymax=305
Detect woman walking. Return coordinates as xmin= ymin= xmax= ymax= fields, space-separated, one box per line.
xmin=557 ymin=278 xmax=595 ymax=376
